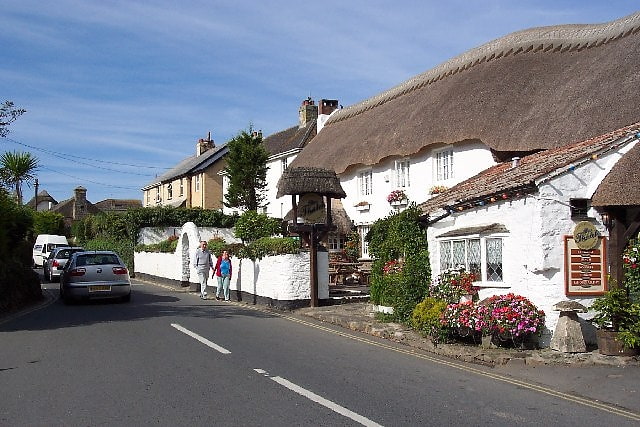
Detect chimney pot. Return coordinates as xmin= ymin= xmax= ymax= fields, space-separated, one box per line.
xmin=511 ymin=157 xmax=521 ymax=168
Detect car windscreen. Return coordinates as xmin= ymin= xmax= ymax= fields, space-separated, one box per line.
xmin=75 ymin=254 xmax=120 ymax=266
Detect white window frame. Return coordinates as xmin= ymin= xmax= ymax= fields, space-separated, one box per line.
xmin=359 ymin=225 xmax=371 ymax=259
xmin=327 ymin=233 xmax=345 ymax=252
xmin=358 ymin=169 xmax=373 ymax=196
xmin=195 ymin=174 xmax=201 ymax=192
xmin=281 ymin=158 xmax=288 ymax=173
xmin=394 ymin=159 xmax=410 ymax=188
xmin=179 ymin=179 xmax=184 ymax=197
xmin=434 ymin=149 xmax=454 ymax=182
xmin=438 ymin=235 xmax=505 ymax=286
xmin=167 ymin=183 xmax=173 ymax=200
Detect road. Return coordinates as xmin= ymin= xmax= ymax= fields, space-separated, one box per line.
xmin=1 ymin=278 xmax=639 ymax=426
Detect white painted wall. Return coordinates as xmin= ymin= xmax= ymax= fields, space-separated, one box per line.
xmin=426 ymin=140 xmax=636 ymax=346
xmin=138 ymin=226 xmax=239 ymax=245
xmin=134 ymin=222 xmax=328 ymax=302
xmin=263 ymin=152 xmax=299 ymax=219
xmin=342 ymin=141 xmax=496 ymax=236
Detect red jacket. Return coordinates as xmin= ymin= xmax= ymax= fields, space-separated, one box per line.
xmin=214 ymin=256 xmax=232 ymax=277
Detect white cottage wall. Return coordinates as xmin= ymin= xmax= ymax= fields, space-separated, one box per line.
xmin=343 ymin=141 xmax=496 ymax=225
xmin=426 ymin=142 xmax=634 ymax=347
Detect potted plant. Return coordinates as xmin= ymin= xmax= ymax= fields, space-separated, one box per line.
xmin=387 ymin=189 xmax=407 ymax=206
xmin=590 ymin=287 xmax=640 ymax=356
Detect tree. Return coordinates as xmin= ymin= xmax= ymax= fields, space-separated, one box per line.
xmin=0 ymin=151 xmax=39 ymax=205
xmin=0 ymin=101 xmax=26 ymax=137
xmin=224 ymin=128 xmax=269 ymax=211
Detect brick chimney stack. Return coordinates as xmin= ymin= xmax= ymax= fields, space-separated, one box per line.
xmin=318 ymin=99 xmax=339 ymax=116
xmin=196 ymin=132 xmax=215 ymax=155
xmin=298 ymin=97 xmax=318 ymax=128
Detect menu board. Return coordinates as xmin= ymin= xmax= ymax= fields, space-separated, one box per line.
xmin=564 ymin=235 xmax=608 ymax=296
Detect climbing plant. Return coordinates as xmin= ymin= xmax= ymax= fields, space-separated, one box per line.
xmin=367 ymin=205 xmax=431 ymax=323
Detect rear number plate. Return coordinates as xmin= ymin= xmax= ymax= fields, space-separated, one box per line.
xmin=89 ymin=285 xmax=111 ymax=292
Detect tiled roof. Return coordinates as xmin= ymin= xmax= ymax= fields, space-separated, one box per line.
xmin=418 ymin=122 xmax=640 ymax=216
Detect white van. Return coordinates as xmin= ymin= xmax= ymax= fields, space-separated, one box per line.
xmin=33 ymin=234 xmax=69 ymax=267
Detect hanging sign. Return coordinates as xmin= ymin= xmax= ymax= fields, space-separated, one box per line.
xmin=564 ymin=223 xmax=608 ymax=296
xmin=297 ymin=193 xmax=326 ymax=224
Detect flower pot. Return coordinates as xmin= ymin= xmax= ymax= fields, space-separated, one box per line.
xmin=390 ymin=199 xmax=407 ymax=207
xmin=490 ymin=332 xmax=537 ymax=349
xmin=596 ymin=330 xmax=640 ymax=356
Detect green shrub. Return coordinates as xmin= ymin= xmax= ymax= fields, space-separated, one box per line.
xmin=411 ymin=297 xmax=448 ymax=342
xmin=233 ymin=210 xmax=282 ymax=243
xmin=83 ymin=237 xmax=134 ymax=272
xmin=368 ymin=205 xmax=431 ymax=323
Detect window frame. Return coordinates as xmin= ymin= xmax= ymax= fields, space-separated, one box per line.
xmin=357 ymin=169 xmax=373 ymax=196
xmin=438 ymin=234 xmax=505 ymax=286
xmin=434 ymin=149 xmax=454 ymax=182
xmin=394 ymin=158 xmax=410 ymax=188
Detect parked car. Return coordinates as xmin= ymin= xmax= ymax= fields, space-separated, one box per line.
xmin=60 ymin=251 xmax=131 ymax=304
xmin=43 ymin=246 xmax=85 ymax=282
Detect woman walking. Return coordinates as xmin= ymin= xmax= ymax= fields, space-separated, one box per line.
xmin=214 ymin=250 xmax=232 ymax=301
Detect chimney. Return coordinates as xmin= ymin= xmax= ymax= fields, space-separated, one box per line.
xmin=318 ymin=99 xmax=339 ymax=116
xmin=511 ymin=157 xmax=521 ymax=168
xmin=298 ymin=97 xmax=318 ymax=128
xmin=196 ymin=132 xmax=215 ymax=155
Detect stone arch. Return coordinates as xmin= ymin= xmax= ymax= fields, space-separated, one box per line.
xmin=179 ymin=222 xmax=201 ymax=287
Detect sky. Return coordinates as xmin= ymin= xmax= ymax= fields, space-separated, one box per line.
xmin=1 ymin=1 xmax=638 ymax=203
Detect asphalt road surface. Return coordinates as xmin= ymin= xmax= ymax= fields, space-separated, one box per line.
xmin=1 ymin=279 xmax=639 ymax=426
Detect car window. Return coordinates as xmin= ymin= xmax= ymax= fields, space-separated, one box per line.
xmin=57 ymin=250 xmax=71 ymax=259
xmin=76 ymin=254 xmax=119 ymax=266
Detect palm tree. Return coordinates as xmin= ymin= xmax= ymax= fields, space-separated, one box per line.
xmin=0 ymin=151 xmax=39 ymax=205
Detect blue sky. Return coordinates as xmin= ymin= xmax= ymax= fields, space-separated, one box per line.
xmin=1 ymin=1 xmax=638 ymax=203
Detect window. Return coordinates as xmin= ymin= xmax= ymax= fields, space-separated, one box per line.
xmin=179 ymin=179 xmax=184 ymax=197
xmin=394 ymin=159 xmax=410 ymax=188
xmin=358 ymin=170 xmax=373 ymax=196
xmin=359 ymin=225 xmax=371 ymax=259
xmin=439 ymin=237 xmax=503 ymax=283
xmin=195 ymin=174 xmax=201 ymax=192
xmin=327 ymin=234 xmax=345 ymax=251
xmin=435 ymin=149 xmax=454 ymax=181
xmin=167 ymin=183 xmax=173 ymax=200
xmin=281 ymin=158 xmax=288 ymax=173
xmin=570 ymin=198 xmax=589 ymax=219
xmin=146 ymin=191 xmax=150 ymax=205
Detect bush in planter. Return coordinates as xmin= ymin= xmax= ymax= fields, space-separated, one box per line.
xmin=411 ymin=297 xmax=448 ymax=343
xmin=591 ymin=287 xmax=640 ymax=350
xmin=429 ymin=268 xmax=478 ymax=304
xmin=482 ymin=293 xmax=546 ymax=339
xmin=441 ymin=301 xmax=488 ymax=334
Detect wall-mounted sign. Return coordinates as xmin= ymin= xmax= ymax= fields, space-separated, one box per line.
xmin=297 ymin=193 xmax=326 ymax=224
xmin=573 ymin=221 xmax=600 ymax=250
xmin=564 ymin=234 xmax=608 ymax=296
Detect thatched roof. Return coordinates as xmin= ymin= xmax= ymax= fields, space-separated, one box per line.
xmin=283 ymin=198 xmax=353 ymax=234
xmin=276 ymin=167 xmax=346 ymax=199
xmin=418 ymin=123 xmax=640 ymax=217
xmin=291 ymin=12 xmax=640 ymax=174
xmin=592 ymin=141 xmax=640 ymax=206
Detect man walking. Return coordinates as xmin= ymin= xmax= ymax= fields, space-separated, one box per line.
xmin=193 ymin=240 xmax=214 ymax=299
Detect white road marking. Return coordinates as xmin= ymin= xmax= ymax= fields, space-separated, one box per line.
xmin=170 ymin=323 xmax=231 ymax=354
xmin=254 ymin=369 xmax=383 ymax=427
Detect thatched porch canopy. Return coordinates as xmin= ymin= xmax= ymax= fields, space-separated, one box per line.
xmin=276 ymin=167 xmax=346 ymax=199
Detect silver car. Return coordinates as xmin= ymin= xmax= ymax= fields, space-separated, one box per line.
xmin=60 ymin=251 xmax=131 ymax=304
xmin=43 ymin=246 xmax=84 ymax=282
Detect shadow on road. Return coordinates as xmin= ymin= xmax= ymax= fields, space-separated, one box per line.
xmin=0 ymin=274 xmax=277 ymax=332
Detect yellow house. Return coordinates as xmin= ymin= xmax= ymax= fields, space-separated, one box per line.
xmin=141 ymin=134 xmax=228 ymax=209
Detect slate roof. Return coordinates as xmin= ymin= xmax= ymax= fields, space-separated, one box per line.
xmin=418 ymin=122 xmax=640 ymax=218
xmin=290 ymin=12 xmax=640 ymax=174
xmin=94 ymin=199 xmax=142 ymax=212
xmin=142 ymin=144 xmax=228 ymax=189
xmin=263 ymin=120 xmax=317 ymax=157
